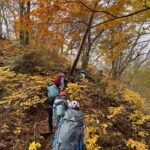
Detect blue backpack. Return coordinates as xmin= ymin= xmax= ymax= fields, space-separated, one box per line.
xmin=52 ymin=109 xmax=86 ymax=150
xmin=48 ymin=84 xmax=59 ymax=102
xmin=53 ymin=96 xmax=68 ymax=127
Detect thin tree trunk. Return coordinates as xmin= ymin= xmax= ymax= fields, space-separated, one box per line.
xmin=24 ymin=1 xmax=30 ymax=45
xmin=1 ymin=8 xmax=10 ymax=39
xmin=82 ymin=31 xmax=92 ymax=69
xmin=19 ymin=1 xmax=24 ymax=45
xmin=0 ymin=7 xmax=3 ymax=39
xmin=69 ymin=12 xmax=94 ymax=75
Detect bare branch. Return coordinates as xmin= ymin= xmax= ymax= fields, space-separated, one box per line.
xmin=136 ymin=39 xmax=150 ymax=45
xmin=78 ymin=0 xmax=116 ymax=17
xmin=90 ymin=7 xmax=150 ymax=29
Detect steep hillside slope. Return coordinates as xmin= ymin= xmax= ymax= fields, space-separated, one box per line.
xmin=0 ymin=41 xmax=150 ymax=150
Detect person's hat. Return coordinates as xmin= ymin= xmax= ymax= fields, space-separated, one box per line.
xmin=59 ymin=91 xmax=67 ymax=96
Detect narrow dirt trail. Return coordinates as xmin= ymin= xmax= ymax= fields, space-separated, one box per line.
xmin=36 ymin=107 xmax=52 ymax=150
xmin=24 ymin=104 xmax=52 ymax=150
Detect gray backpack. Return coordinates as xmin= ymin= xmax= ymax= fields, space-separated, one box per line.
xmin=53 ymin=109 xmax=85 ymax=150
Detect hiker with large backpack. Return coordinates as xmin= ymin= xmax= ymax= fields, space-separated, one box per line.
xmin=53 ymin=101 xmax=86 ymax=150
xmin=47 ymin=72 xmax=66 ymax=133
xmin=47 ymin=83 xmax=59 ymax=133
xmin=53 ymin=91 xmax=68 ymax=129
xmin=54 ymin=73 xmax=66 ymax=91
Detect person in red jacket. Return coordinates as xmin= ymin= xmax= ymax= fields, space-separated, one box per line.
xmin=54 ymin=73 xmax=65 ymax=90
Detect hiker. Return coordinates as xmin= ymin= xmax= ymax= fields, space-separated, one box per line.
xmin=47 ymin=83 xmax=59 ymax=133
xmin=53 ymin=91 xmax=68 ymax=129
xmin=53 ymin=101 xmax=86 ymax=150
xmin=54 ymin=73 xmax=66 ymax=91
xmin=79 ymin=69 xmax=86 ymax=81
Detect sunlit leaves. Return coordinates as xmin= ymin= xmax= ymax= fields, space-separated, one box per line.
xmin=129 ymin=110 xmax=150 ymax=126
xmin=66 ymin=83 xmax=87 ymax=101
xmin=107 ymin=106 xmax=124 ymax=119
xmin=28 ymin=141 xmax=41 ymax=150
xmin=85 ymin=114 xmax=101 ymax=150
xmin=1 ymin=124 xmax=9 ymax=134
xmin=13 ymin=127 xmax=22 ymax=135
xmin=126 ymin=139 xmax=149 ymax=150
xmin=123 ymin=89 xmax=144 ymax=108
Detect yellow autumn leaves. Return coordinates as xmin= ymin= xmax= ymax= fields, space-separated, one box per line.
xmin=85 ymin=114 xmax=101 ymax=150
xmin=123 ymin=89 xmax=144 ymax=108
xmin=66 ymin=83 xmax=87 ymax=101
xmin=107 ymin=106 xmax=124 ymax=119
xmin=1 ymin=124 xmax=21 ymax=135
xmin=28 ymin=141 xmax=41 ymax=150
xmin=126 ymin=139 xmax=149 ymax=150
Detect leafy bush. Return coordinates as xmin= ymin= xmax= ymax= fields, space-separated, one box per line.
xmin=126 ymin=139 xmax=149 ymax=150
xmin=66 ymin=83 xmax=87 ymax=101
xmin=123 ymin=89 xmax=144 ymax=109
xmin=104 ymin=78 xmax=124 ymax=102
xmin=11 ymin=51 xmax=41 ymax=74
xmin=85 ymin=114 xmax=101 ymax=150
xmin=11 ymin=48 xmax=70 ymax=74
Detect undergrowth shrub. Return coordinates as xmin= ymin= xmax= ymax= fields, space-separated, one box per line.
xmin=126 ymin=139 xmax=149 ymax=150
xmin=103 ymin=78 xmax=124 ymax=101
xmin=85 ymin=114 xmax=101 ymax=150
xmin=11 ymin=48 xmax=70 ymax=74
xmin=107 ymin=106 xmax=125 ymax=120
xmin=123 ymin=89 xmax=144 ymax=109
xmin=66 ymin=83 xmax=87 ymax=101
xmin=11 ymin=51 xmax=42 ymax=74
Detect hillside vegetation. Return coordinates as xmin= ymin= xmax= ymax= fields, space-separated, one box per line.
xmin=0 ymin=41 xmax=149 ymax=150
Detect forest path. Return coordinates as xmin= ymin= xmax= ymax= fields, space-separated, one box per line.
xmin=26 ymin=105 xmax=52 ymax=150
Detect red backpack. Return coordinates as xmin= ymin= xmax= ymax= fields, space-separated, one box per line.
xmin=54 ymin=74 xmax=61 ymax=85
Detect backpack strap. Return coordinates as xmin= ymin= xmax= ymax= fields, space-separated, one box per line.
xmin=55 ymin=100 xmax=65 ymax=106
xmin=54 ymin=97 xmax=67 ymax=108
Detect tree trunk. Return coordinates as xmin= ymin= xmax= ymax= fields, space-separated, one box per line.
xmin=82 ymin=31 xmax=92 ymax=69
xmin=24 ymin=1 xmax=30 ymax=45
xmin=1 ymin=8 xmax=10 ymax=39
xmin=69 ymin=12 xmax=94 ymax=75
xmin=19 ymin=1 xmax=25 ymax=45
xmin=0 ymin=7 xmax=3 ymax=39
xmin=111 ymin=62 xmax=118 ymax=80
